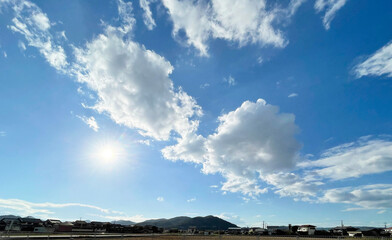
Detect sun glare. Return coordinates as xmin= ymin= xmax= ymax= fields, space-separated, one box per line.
xmin=90 ymin=140 xmax=126 ymax=168
xmin=100 ymin=145 xmax=118 ymax=162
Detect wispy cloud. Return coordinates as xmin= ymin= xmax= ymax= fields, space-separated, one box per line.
xmin=157 ymin=197 xmax=164 ymax=202
xmin=187 ymin=198 xmax=196 ymax=203
xmin=0 ymin=131 xmax=6 ymax=137
xmin=139 ymin=0 xmax=156 ymax=30
xmin=92 ymin=214 xmax=148 ymax=223
xmin=136 ymin=139 xmax=151 ymax=146
xmin=5 ymin=0 xmax=68 ymax=71
xmin=200 ymin=83 xmax=210 ymax=89
xmin=0 ymin=198 xmax=122 ymax=219
xmin=320 ymin=184 xmax=392 ymax=210
xmin=77 ymin=115 xmax=99 ymax=132
xmin=288 ymin=93 xmax=298 ymax=98
xmin=18 ymin=41 xmax=26 ymax=51
xmin=298 ymin=136 xmax=392 ymax=181
xmin=315 ymin=0 xmax=348 ymax=30
xmin=223 ymin=75 xmax=236 ymax=86
xmin=377 ymin=210 xmax=386 ymax=214
xmin=353 ymin=41 xmax=392 ymax=78
xmin=116 ymin=0 xmax=135 ymax=34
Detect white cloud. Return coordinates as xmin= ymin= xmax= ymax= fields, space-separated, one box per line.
xmin=94 ymin=214 xmax=148 ymax=223
xmin=200 ymin=83 xmax=210 ymax=89
xmin=161 ymin=0 xmax=300 ymax=56
xmin=18 ymin=40 xmax=26 ymax=51
xmin=157 ymin=197 xmax=164 ymax=202
xmin=3 ymin=51 xmax=7 ymax=58
xmin=187 ymin=198 xmax=196 ymax=203
xmin=0 ymin=131 xmax=6 ymax=137
xmin=353 ymin=41 xmax=392 ymax=78
xmin=377 ymin=209 xmax=386 ymax=214
xmin=4 ymin=0 xmax=68 ymax=71
xmin=214 ymin=213 xmax=238 ymax=221
xmin=298 ymin=137 xmax=392 ymax=181
xmin=210 ymin=185 xmax=218 ymax=188
xmin=0 ymin=198 xmax=116 ymax=219
xmin=72 ymin=26 xmax=202 ymax=141
xmin=31 ymin=11 xmax=50 ymax=31
xmin=224 ymin=75 xmax=236 ymax=86
xmin=116 ymin=0 xmax=135 ymax=34
xmin=261 ymin=172 xmax=323 ymax=200
xmin=241 ymin=197 xmax=250 ymax=203
xmin=257 ymin=56 xmax=263 ymax=64
xmin=136 ymin=139 xmax=151 ymax=146
xmin=77 ymin=115 xmax=99 ymax=132
xmin=163 ymin=99 xmax=301 ymax=196
xmin=320 ymin=184 xmax=392 ymax=210
xmin=57 ymin=30 xmax=67 ymax=40
xmin=139 ymin=0 xmax=156 ymax=30
xmin=288 ymin=93 xmax=298 ymax=98
xmin=314 ymin=0 xmax=348 ymax=30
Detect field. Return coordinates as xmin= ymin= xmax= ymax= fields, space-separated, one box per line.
xmin=103 ymin=235 xmax=390 ymax=240
xmin=1 ymin=234 xmax=390 ymax=240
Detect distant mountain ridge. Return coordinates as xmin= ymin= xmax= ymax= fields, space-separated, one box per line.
xmin=0 ymin=215 xmax=20 ymax=219
xmin=111 ymin=220 xmax=135 ymax=225
xmin=136 ymin=215 xmax=237 ymax=230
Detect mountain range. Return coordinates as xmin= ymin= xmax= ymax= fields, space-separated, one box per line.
xmin=136 ymin=215 xmax=238 ymax=230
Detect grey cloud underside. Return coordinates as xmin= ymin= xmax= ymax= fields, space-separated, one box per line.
xmin=163 ymin=99 xmax=302 ymax=196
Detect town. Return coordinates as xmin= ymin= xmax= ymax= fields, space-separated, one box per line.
xmin=1 ymin=216 xmax=391 ymax=238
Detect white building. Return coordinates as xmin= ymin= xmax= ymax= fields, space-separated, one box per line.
xmin=297 ymin=225 xmax=316 ymax=235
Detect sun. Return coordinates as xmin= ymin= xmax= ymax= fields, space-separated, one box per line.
xmin=91 ymin=140 xmax=125 ymax=166
xmin=100 ymin=145 xmax=118 ymax=162
xmin=86 ymin=138 xmax=129 ymax=171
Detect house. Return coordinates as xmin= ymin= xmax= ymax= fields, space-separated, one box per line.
xmin=227 ymin=227 xmax=241 ymax=235
xmin=187 ymin=226 xmax=197 ymax=234
xmin=267 ymin=226 xmax=288 ymax=235
xmin=248 ymin=227 xmax=267 ymax=235
xmin=330 ymin=226 xmax=358 ymax=236
xmin=45 ymin=219 xmax=62 ymax=227
xmin=385 ymin=227 xmax=392 ymax=234
xmin=297 ymin=225 xmax=316 ymax=235
xmin=19 ymin=217 xmax=43 ymax=231
xmin=362 ymin=228 xmax=387 ymax=237
xmin=347 ymin=229 xmax=362 ymax=237
xmin=2 ymin=218 xmax=22 ymax=232
xmin=57 ymin=222 xmax=73 ymax=232
xmin=0 ymin=219 xmax=7 ymax=231
xmin=91 ymin=221 xmax=110 ymax=232
xmin=72 ymin=220 xmax=93 ymax=232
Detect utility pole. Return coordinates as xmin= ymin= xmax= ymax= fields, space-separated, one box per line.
xmin=263 ymin=221 xmax=265 ymax=229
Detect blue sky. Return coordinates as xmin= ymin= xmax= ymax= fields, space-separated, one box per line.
xmin=1 ymin=0 xmax=392 ymax=228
